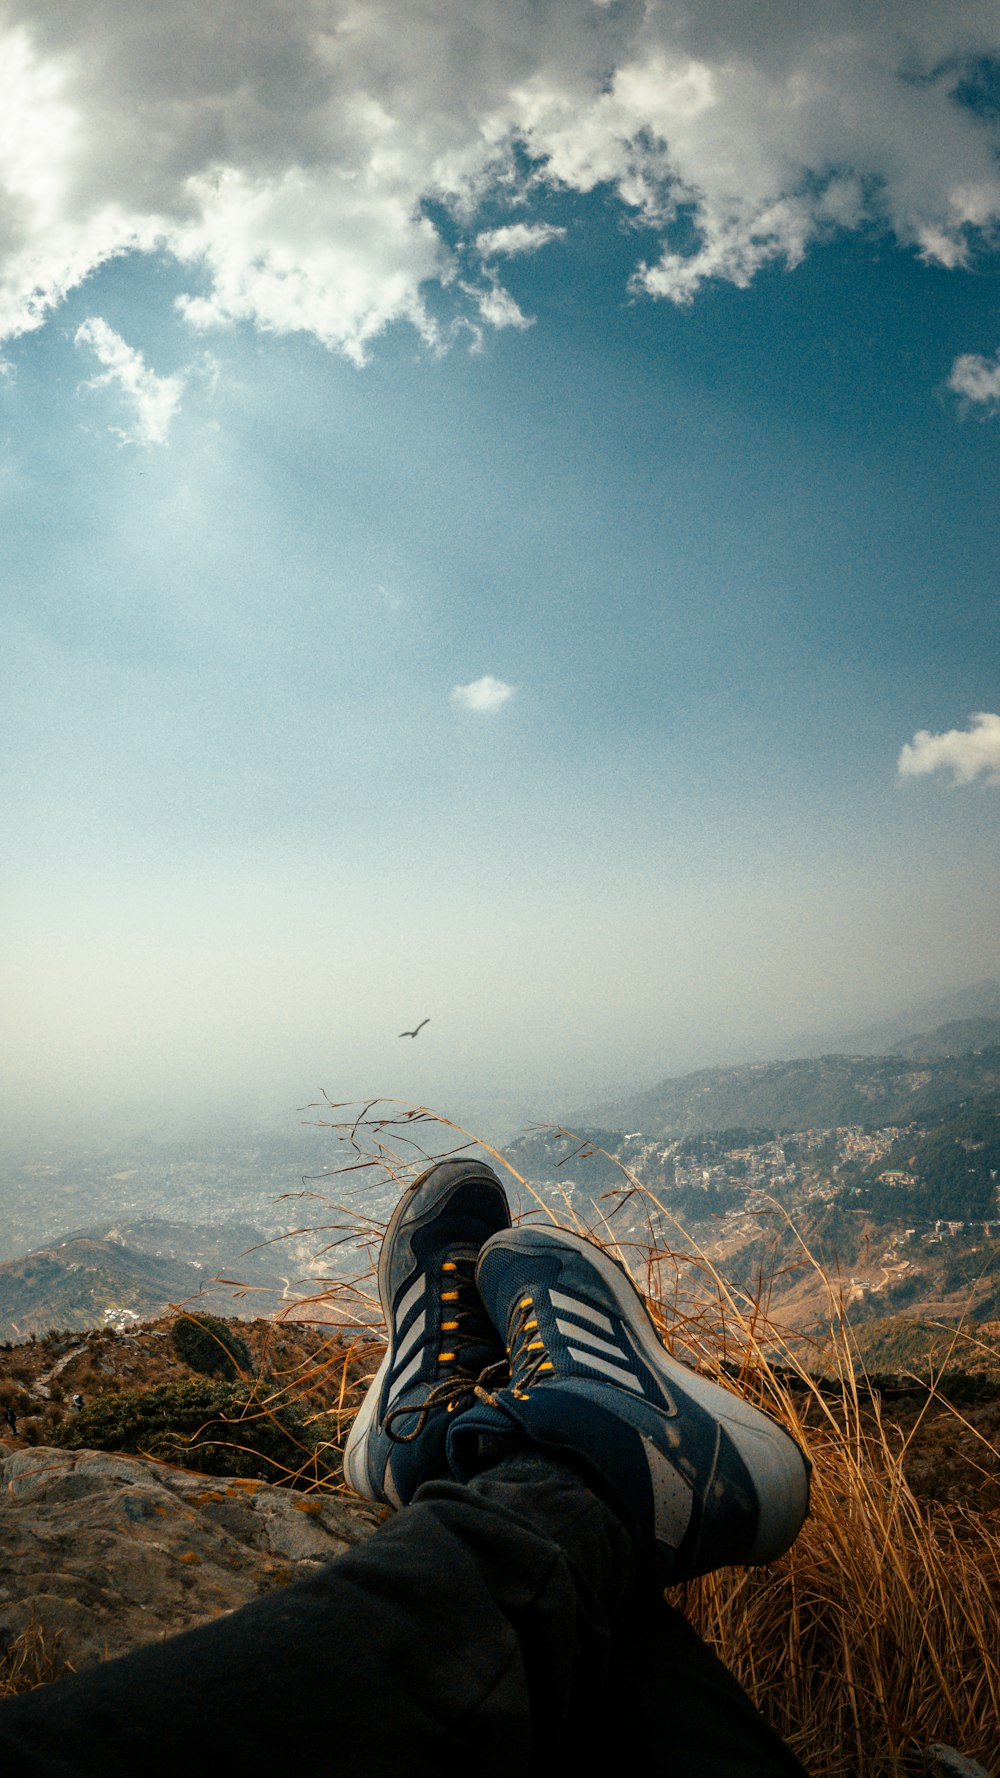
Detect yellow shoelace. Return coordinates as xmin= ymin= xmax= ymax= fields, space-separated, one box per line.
xmin=476 ymin=1294 xmax=553 ymax=1405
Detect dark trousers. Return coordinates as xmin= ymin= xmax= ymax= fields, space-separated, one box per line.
xmin=0 ymin=1455 xmax=807 ymax=1776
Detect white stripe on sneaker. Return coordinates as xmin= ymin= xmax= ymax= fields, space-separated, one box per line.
xmin=394 ymin=1274 xmax=425 ymax=1328
xmin=389 ymin=1347 xmax=423 ymax=1396
xmin=549 ymin=1289 xmax=614 ymax=1334
xmin=391 ymin=1310 xmax=426 ymax=1373
xmin=555 ymin=1317 xmax=624 ymax=1361
xmin=568 ymin=1346 xmax=644 ymax=1391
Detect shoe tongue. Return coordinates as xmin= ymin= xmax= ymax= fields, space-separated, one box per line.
xmin=455 ymin=1328 xmax=505 ymax=1377
xmin=446 ymin=1243 xmax=480 ymax=1265
xmin=446 ymin=1396 xmax=523 ymax=1481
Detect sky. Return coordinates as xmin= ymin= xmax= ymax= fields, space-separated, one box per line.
xmin=2 ymin=0 xmax=1000 ymax=1148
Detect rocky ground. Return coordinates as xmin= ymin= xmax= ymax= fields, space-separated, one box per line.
xmin=793 ymin=1373 xmax=1000 ymax=1514
xmin=872 ymin=1383 xmax=1000 ymax=1513
xmin=0 ymin=1443 xmax=384 ymax=1686
xmin=0 ymin=1315 xmax=385 ymax=1694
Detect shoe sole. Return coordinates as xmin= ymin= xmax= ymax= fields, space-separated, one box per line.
xmin=479 ymin=1225 xmax=809 ymax=1562
xmin=343 ymin=1160 xmax=510 ymax=1498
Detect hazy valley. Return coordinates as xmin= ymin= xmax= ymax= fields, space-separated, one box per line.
xmin=1 ymin=1009 xmax=999 ymax=1370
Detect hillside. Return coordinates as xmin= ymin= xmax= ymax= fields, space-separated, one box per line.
xmin=834 ymin=979 xmax=1000 ymax=1058
xmin=585 ymin=1047 xmax=1000 ymax=1139
xmin=890 ymin=1017 xmax=1000 ymax=1059
xmin=0 ymin=1312 xmax=995 ymax=1514
xmin=503 ymin=1111 xmax=1000 ymax=1348
xmin=846 ymin=1093 xmax=1000 ymax=1223
xmin=0 ymin=1314 xmax=376 ymax=1455
xmin=0 ymin=1220 xmax=286 ymax=1339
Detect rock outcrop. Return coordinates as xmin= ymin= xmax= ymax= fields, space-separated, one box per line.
xmin=0 ymin=1441 xmax=383 ymax=1675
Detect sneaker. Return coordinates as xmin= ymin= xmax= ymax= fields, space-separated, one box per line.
xmin=343 ymin=1158 xmax=511 ymax=1506
xmin=448 ymin=1224 xmax=810 ymax=1584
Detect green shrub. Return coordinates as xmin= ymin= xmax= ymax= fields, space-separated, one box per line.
xmin=170 ymin=1313 xmax=252 ymax=1380
xmin=53 ymin=1379 xmax=328 ymax=1484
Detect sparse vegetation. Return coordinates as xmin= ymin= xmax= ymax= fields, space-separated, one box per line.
xmin=171 ymin=1311 xmax=252 ymax=1379
xmin=52 ymin=1377 xmax=333 ymax=1485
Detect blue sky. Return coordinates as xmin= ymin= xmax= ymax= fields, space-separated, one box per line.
xmin=2 ymin=3 xmax=1000 ymax=1144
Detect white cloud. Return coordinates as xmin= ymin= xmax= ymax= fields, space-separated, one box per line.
xmin=476 ymin=222 xmax=567 ymax=258
xmin=75 ymin=317 xmax=184 ymax=445
xmin=451 ymin=675 xmax=517 ymax=715
xmin=1 ymin=5 xmax=1000 ymax=359
xmin=898 ymin=712 xmax=1000 ymax=786
xmin=462 ymin=273 xmax=533 ymax=332
xmin=172 ymin=166 xmax=447 ymax=366
xmin=948 ymin=349 xmax=1000 ymax=408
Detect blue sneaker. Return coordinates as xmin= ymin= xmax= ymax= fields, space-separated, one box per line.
xmin=448 ymin=1225 xmax=810 ymax=1584
xmin=343 ymin=1159 xmax=511 ymax=1506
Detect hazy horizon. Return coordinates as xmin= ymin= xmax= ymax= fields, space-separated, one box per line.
xmin=5 ymin=975 xmax=1000 ymax=1162
xmin=4 ymin=3 xmax=1000 ymax=1160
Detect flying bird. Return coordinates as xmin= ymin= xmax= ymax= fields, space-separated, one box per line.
xmin=398 ymin=1018 xmax=430 ymax=1039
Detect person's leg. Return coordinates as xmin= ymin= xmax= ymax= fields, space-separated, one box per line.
xmin=0 ymin=1451 xmax=804 ymax=1778
xmin=0 ymin=1453 xmax=625 ymax=1778
xmin=593 ymin=1594 xmax=809 ymax=1777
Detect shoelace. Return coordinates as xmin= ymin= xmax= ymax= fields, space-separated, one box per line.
xmin=485 ymin=1292 xmax=553 ymax=1404
xmin=385 ymin=1257 xmax=508 ymax=1444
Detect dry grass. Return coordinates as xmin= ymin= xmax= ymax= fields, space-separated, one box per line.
xmin=0 ymin=1620 xmax=70 ymax=1699
xmin=655 ymin=1271 xmax=1000 ymax=1776
xmin=292 ymin=1100 xmax=1000 ymax=1778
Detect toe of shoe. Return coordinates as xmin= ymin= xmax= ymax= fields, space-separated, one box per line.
xmin=732 ymin=1420 xmax=810 ymax=1563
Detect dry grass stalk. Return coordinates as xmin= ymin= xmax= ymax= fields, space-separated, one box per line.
xmin=0 ymin=1619 xmax=69 ymax=1699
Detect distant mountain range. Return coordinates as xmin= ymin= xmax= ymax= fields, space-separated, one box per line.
xmin=788 ymin=979 xmax=1000 ymax=1062
xmin=0 ymin=1219 xmax=284 ymax=1339
xmin=583 ymin=1026 xmax=1000 ymax=1140
xmin=888 ymin=1018 xmax=1000 ymax=1060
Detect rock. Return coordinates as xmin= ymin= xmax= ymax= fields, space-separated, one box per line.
xmin=0 ymin=1443 xmax=383 ymax=1675
xmin=911 ymin=1746 xmax=993 ymax=1778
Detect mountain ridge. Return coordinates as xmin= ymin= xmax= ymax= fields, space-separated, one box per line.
xmin=0 ymin=1220 xmax=284 ymax=1339
xmin=579 ymin=1035 xmax=1000 ymax=1140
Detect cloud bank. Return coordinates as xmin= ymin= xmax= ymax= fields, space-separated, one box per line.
xmin=451 ymin=675 xmax=517 ymax=715
xmin=898 ymin=712 xmax=1000 ymax=786
xmin=2 ymin=4 xmax=1000 ymax=363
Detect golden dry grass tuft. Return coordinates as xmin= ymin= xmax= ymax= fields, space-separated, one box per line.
xmin=0 ymin=1620 xmax=71 ymax=1700
xmin=294 ymin=1101 xmax=1000 ymax=1778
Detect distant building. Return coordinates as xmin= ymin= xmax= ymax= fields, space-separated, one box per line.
xmin=103 ymin=1307 xmax=141 ymax=1332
